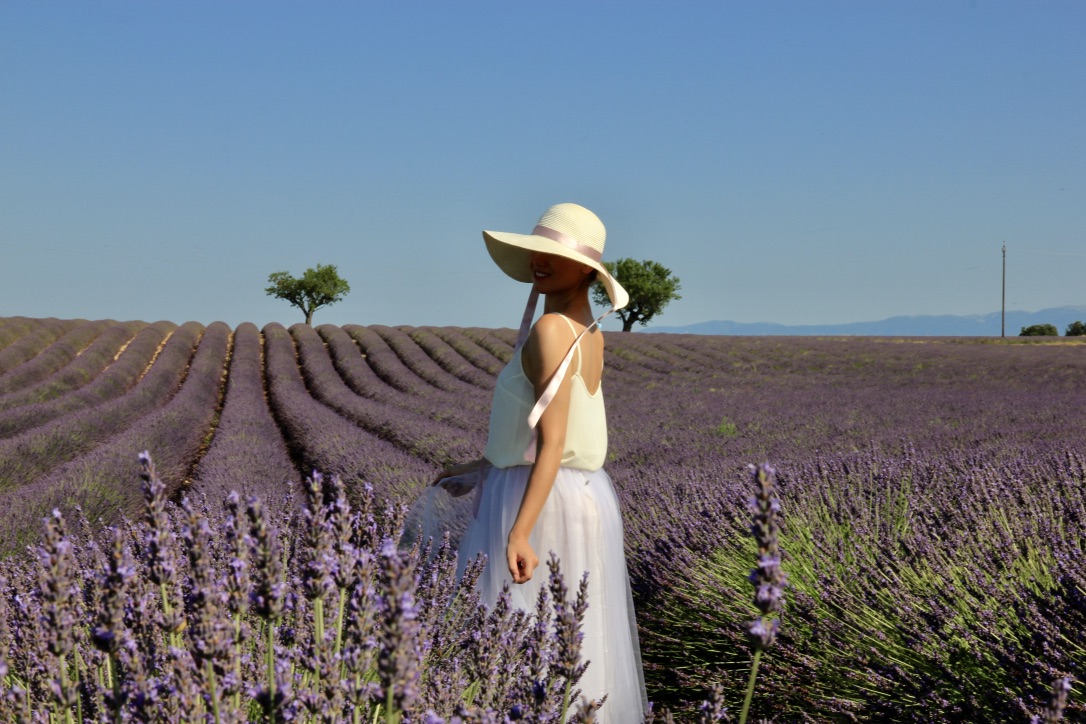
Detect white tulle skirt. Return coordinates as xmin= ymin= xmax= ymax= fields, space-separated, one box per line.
xmin=457 ymin=463 xmax=648 ymax=722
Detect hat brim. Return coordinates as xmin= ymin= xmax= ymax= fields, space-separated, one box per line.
xmin=483 ymin=229 xmax=629 ymax=311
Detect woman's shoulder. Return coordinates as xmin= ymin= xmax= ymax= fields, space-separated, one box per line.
xmin=528 ymin=313 xmax=577 ymax=356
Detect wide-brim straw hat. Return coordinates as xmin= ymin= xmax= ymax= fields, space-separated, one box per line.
xmin=483 ymin=202 xmax=629 ymax=311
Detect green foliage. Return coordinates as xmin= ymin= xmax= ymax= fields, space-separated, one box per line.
xmin=591 ymin=258 xmax=681 ymax=332
xmin=1019 ymin=323 xmax=1058 ymax=337
xmin=1066 ymin=320 xmax=1086 ymax=337
xmin=265 ymin=264 xmax=351 ymax=325
xmin=715 ymin=417 xmax=739 ymax=438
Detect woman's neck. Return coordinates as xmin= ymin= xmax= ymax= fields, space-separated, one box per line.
xmin=542 ymin=286 xmax=594 ymax=325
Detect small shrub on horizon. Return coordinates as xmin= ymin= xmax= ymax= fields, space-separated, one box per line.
xmin=1020 ymin=323 xmax=1059 ymax=337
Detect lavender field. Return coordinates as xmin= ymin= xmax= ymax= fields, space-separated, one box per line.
xmin=0 ymin=315 xmax=1084 ymax=721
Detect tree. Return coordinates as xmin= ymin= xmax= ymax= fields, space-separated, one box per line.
xmin=265 ymin=264 xmax=351 ymax=325
xmin=1066 ymin=321 xmax=1086 ymax=337
xmin=1019 ymin=323 xmax=1058 ymax=337
xmin=591 ymin=258 xmax=681 ymax=332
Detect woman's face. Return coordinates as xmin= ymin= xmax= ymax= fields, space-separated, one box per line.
xmin=529 ymin=252 xmax=593 ymax=295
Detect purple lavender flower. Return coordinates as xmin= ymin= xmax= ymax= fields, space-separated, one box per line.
xmin=374 ymin=538 xmax=421 ymax=716
xmin=37 ymin=508 xmax=81 ymax=715
xmin=1032 ymin=677 xmax=1073 ymax=723
xmin=746 ymin=463 xmax=786 ymax=650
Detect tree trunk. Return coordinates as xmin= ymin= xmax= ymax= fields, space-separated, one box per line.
xmin=305 ymin=309 xmax=314 ymax=325
xmin=622 ymin=316 xmax=637 ymax=332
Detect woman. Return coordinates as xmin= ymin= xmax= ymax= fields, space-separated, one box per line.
xmin=434 ymin=202 xmax=648 ymax=719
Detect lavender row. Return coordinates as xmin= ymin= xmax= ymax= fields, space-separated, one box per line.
xmin=341 ymin=324 xmax=429 ymax=395
xmin=0 ymin=319 xmax=112 ymax=396
xmin=317 ymin=324 xmax=485 ymax=432
xmin=405 ymin=327 xmax=499 ymax=387
xmin=189 ymin=322 xmax=300 ymax=503
xmin=0 ymin=321 xmax=144 ymax=410
xmin=262 ymin=323 xmax=433 ymax=504
xmin=368 ymin=325 xmax=480 ymax=395
xmin=290 ymin=324 xmax=484 ymax=467
xmin=0 ymin=322 xmax=203 ymax=491
xmin=460 ymin=326 xmax=515 ymax=363
xmin=0 ymin=318 xmax=77 ymax=376
xmin=0 ymin=322 xmax=177 ymax=439
xmin=0 ymin=317 xmax=37 ymax=351
xmin=341 ymin=324 xmax=491 ymax=420
xmin=0 ymin=322 xmax=231 ymax=552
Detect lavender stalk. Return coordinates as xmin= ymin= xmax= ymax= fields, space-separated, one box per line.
xmin=739 ymin=463 xmax=786 ymax=724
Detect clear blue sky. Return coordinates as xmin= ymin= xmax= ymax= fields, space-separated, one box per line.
xmin=2 ymin=1 xmax=1083 ymax=331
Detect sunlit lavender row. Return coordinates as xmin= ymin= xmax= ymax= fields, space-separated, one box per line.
xmin=1 ymin=315 xmax=1085 ymax=719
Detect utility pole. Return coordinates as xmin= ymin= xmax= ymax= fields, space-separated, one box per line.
xmin=1001 ymin=242 xmax=1006 ymax=337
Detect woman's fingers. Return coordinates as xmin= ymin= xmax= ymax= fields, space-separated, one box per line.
xmin=507 ymin=542 xmax=539 ymax=583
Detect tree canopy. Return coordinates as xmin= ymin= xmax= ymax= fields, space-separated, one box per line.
xmin=265 ymin=264 xmax=351 ymax=325
xmin=1019 ymin=323 xmax=1058 ymax=337
xmin=591 ymin=258 xmax=681 ymax=332
xmin=1066 ymin=321 xmax=1086 ymax=337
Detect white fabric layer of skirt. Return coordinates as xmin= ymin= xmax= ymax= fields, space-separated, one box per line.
xmin=457 ymin=463 xmax=648 ymax=722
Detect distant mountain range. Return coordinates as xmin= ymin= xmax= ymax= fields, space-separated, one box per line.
xmin=648 ymin=305 xmax=1086 ymax=336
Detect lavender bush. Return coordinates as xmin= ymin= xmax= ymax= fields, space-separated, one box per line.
xmin=0 ymin=454 xmax=617 ymax=722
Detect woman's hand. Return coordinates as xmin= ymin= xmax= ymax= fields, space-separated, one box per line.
xmin=432 ymin=458 xmax=480 ymax=487
xmin=506 ymin=533 xmax=539 ymax=584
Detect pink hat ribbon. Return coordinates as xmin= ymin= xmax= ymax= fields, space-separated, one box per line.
xmin=532 ymin=225 xmax=603 ymax=262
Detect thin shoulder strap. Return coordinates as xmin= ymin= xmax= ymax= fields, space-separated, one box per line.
xmin=513 ymin=289 xmax=615 ymax=462
xmin=556 ymin=314 xmax=582 ymax=376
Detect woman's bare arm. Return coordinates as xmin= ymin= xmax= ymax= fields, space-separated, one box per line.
xmin=506 ymin=313 xmax=577 ymax=583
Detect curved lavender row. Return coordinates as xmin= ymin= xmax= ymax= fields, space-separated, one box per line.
xmin=0 ymin=321 xmax=146 ymax=412
xmin=0 ymin=319 xmax=112 ymax=394
xmin=262 ymin=323 xmax=432 ymax=504
xmin=189 ymin=322 xmax=299 ymax=502
xmin=460 ymin=326 xmax=515 ymax=364
xmin=418 ymin=326 xmax=506 ymax=377
xmin=369 ymin=325 xmax=478 ymax=395
xmin=0 ymin=318 xmax=77 ymax=376
xmin=341 ymin=324 xmax=427 ymax=394
xmin=632 ymin=332 xmax=729 ymax=371
xmin=0 ymin=322 xmax=231 ymax=550
xmin=592 ymin=331 xmax=674 ymax=376
xmin=317 ymin=324 xmax=484 ymax=430
xmin=0 ymin=317 xmax=38 ymax=352
xmin=649 ymin=332 xmax=733 ymax=370
xmin=290 ymin=324 xmax=483 ymax=467
xmin=607 ymin=332 xmax=704 ymax=374
xmin=316 ymin=324 xmax=406 ymax=403
xmin=0 ymin=321 xmax=177 ymax=439
xmin=406 ymin=327 xmax=498 ymax=387
xmin=0 ymin=322 xmax=203 ymax=489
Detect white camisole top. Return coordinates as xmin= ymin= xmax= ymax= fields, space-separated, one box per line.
xmin=483 ymin=315 xmax=608 ymax=471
